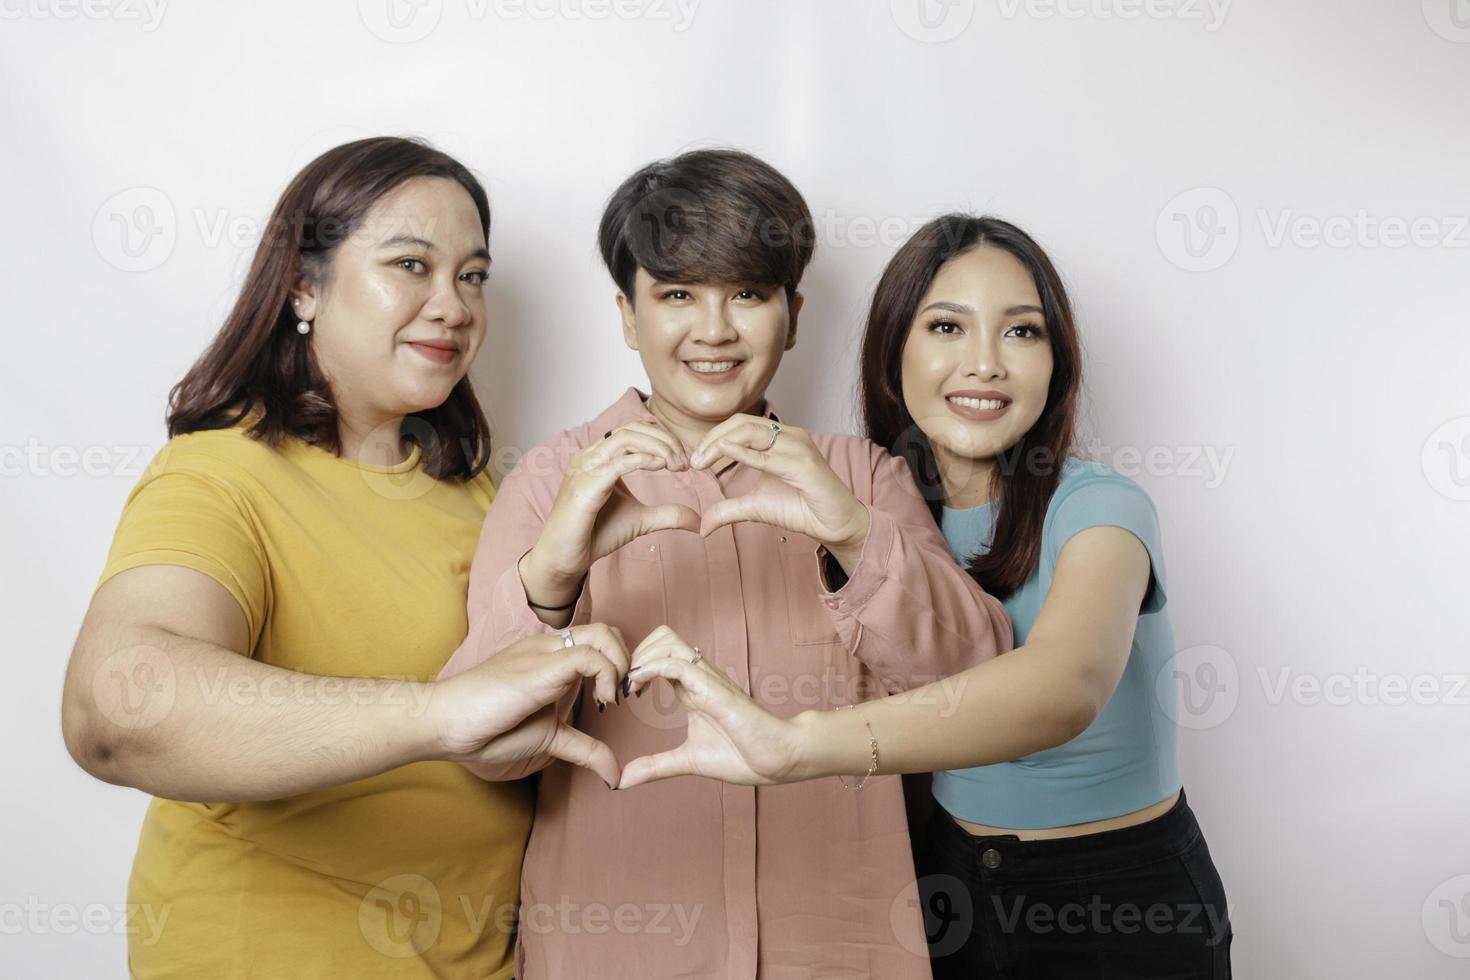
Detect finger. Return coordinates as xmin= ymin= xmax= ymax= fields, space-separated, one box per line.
xmin=714 ymin=437 xmax=793 ymax=477
xmin=576 ymin=432 xmax=671 ymax=476
xmin=559 ymin=645 xmax=622 ymax=707
xmin=723 ymin=420 xmax=785 ymax=455
xmin=629 ymin=624 xmax=686 ymax=664
xmin=698 ymin=493 xmax=769 ymax=538
xmin=626 ymin=655 xmax=753 ymax=735
xmin=575 ymin=623 xmax=631 ymax=678
xmin=635 ymin=502 xmax=701 ymax=537
xmin=641 ymin=646 xmax=742 ymax=691
xmin=610 ymin=452 xmax=671 ymax=480
xmin=618 ymin=746 xmax=695 ymax=789
xmin=605 ymin=429 xmax=685 ymax=469
xmin=571 ymin=448 xmax=664 ymax=491
xmin=690 ymin=414 xmax=765 ymax=467
xmin=617 ymin=422 xmax=689 ymax=466
xmin=625 ymin=652 xmax=715 ymax=699
xmin=629 ymin=632 xmax=692 ymax=673
xmin=545 ymin=723 xmax=621 ymax=789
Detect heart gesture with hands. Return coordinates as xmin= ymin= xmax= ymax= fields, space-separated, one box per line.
xmin=689 ymin=415 xmax=871 ymax=566
xmin=524 ymin=421 xmax=702 ymax=602
xmin=618 ymin=626 xmax=805 ymax=788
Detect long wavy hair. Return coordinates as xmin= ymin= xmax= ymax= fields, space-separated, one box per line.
xmin=166 ymin=136 xmax=492 ymax=480
xmin=860 ymin=214 xmax=1083 ymax=600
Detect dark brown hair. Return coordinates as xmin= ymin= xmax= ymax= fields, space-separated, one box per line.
xmin=860 ymin=214 xmax=1083 ymax=600
xmin=596 ymin=148 xmax=815 ymax=305
xmin=166 ymin=136 xmax=492 ymax=480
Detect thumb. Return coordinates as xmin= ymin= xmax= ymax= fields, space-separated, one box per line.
xmin=699 ymin=496 xmax=761 ymax=537
xmin=545 ymin=723 xmax=621 ymax=790
xmin=638 ymin=502 xmax=701 ymax=536
xmin=618 ymin=745 xmax=694 ymax=789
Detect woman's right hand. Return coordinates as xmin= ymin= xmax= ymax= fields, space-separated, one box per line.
xmin=522 ymin=423 xmax=701 ymax=603
xmin=428 ymin=624 xmax=631 ymax=788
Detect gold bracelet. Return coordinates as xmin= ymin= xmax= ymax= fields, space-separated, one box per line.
xmin=835 ymin=707 xmax=879 ymax=791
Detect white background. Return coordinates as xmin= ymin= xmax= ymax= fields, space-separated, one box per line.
xmin=3 ymin=0 xmax=1468 ymax=976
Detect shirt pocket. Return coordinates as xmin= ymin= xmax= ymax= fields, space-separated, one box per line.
xmin=778 ymin=534 xmax=845 ymax=647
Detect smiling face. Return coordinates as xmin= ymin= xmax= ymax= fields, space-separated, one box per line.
xmin=900 ymin=245 xmax=1054 ymax=501
xmin=290 ymin=176 xmax=490 ymax=442
xmin=618 ymin=267 xmax=801 ymax=443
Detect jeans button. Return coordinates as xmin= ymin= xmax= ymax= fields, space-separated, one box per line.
xmin=981 ymin=848 xmax=1002 ymax=869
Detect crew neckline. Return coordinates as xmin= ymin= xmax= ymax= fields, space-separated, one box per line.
xmin=224 ymin=407 xmax=424 ymax=474
xmin=286 ymin=433 xmax=423 ymax=474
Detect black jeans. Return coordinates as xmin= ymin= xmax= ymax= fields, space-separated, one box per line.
xmin=916 ymin=788 xmax=1233 ymax=979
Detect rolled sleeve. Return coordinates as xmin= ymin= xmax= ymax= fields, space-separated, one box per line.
xmin=815 ymin=445 xmax=1013 ymax=693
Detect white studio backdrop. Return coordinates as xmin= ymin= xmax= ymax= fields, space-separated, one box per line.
xmin=3 ymin=1 xmax=1468 ymax=976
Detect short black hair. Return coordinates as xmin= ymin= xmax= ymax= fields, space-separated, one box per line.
xmin=597 ymin=148 xmax=815 ymax=305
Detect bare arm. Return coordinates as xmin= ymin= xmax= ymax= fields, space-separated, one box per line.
xmin=801 ymin=526 xmax=1150 ymax=775
xmin=63 ymin=565 xmax=627 ymax=801
xmin=619 ymin=526 xmax=1151 ymax=787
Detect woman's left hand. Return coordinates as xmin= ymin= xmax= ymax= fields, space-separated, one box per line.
xmin=618 ymin=626 xmax=804 ymax=789
xmin=689 ymin=415 xmax=870 ymax=563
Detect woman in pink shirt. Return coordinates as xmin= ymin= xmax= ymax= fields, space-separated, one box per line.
xmin=437 ymin=149 xmax=1012 ymax=978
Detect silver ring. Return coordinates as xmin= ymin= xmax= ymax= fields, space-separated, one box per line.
xmin=561 ymin=627 xmax=576 ymax=649
xmin=689 ymin=646 xmax=703 ymax=665
xmin=760 ymin=422 xmax=781 ymax=452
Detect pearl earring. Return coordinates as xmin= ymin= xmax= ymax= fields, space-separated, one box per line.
xmin=296 ymin=320 xmax=311 ymax=335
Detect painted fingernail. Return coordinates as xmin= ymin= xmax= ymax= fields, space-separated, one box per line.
xmin=597 ymin=700 xmax=605 ymax=713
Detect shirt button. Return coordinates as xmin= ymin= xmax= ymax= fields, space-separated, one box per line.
xmin=824 ymin=598 xmax=839 ymax=610
xmin=648 ymin=545 xmax=656 ymax=552
xmin=980 ymin=848 xmax=1002 ymax=870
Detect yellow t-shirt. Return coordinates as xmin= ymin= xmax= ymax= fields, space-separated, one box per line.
xmin=93 ymin=419 xmax=533 ymax=980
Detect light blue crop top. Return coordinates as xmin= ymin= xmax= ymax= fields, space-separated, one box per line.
xmin=932 ymin=459 xmax=1182 ymax=828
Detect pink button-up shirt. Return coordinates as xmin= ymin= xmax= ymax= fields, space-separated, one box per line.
xmin=439 ymin=388 xmax=1012 ymax=979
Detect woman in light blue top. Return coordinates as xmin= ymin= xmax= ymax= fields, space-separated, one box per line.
xmin=928 ymin=456 xmax=1178 ymax=829
xmin=615 ymin=215 xmax=1233 ymax=978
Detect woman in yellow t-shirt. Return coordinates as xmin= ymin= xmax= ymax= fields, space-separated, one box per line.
xmin=62 ymin=137 xmax=629 ymax=979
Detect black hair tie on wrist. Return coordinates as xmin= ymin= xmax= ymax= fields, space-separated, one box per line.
xmin=528 ymin=574 xmax=587 ymax=612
